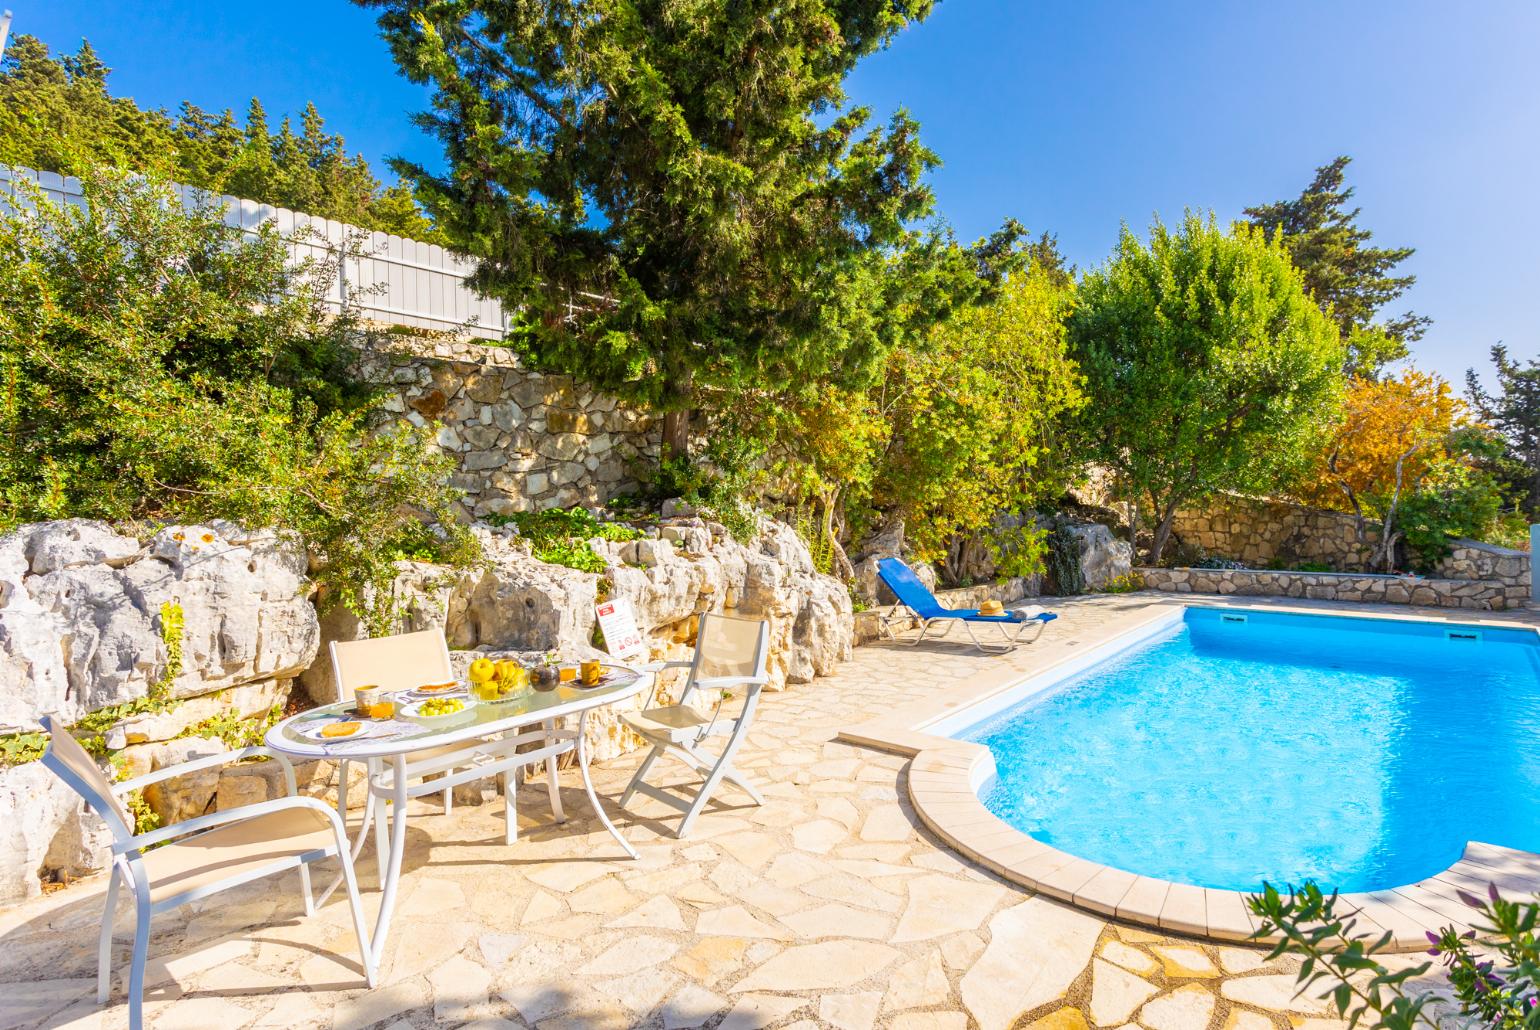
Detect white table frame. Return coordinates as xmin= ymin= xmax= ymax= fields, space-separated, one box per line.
xmin=265 ymin=669 xmax=648 ymax=964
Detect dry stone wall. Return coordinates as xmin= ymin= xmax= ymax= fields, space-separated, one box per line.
xmin=363 ymin=335 xmax=661 ymax=518
xmin=1139 ymin=566 xmax=1528 ymax=610
xmin=1433 ymin=540 xmax=1531 ymax=588
xmin=1169 ymin=495 xmax=1378 ymax=570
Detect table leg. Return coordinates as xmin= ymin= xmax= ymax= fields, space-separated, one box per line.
xmin=370 ymin=758 xmax=396 ymax=885
xmin=576 ymin=708 xmax=638 ymax=860
xmin=369 ymin=753 xmax=411 ymax=965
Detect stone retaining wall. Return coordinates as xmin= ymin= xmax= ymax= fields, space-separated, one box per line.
xmin=1139 ymin=566 xmax=1527 ymax=610
xmin=1433 ymin=539 xmax=1531 ymax=589
xmin=363 ymin=335 xmax=661 ymax=518
xmin=1169 ymin=495 xmax=1377 ymax=570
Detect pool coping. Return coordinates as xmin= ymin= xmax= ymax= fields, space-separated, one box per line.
xmin=840 ymin=594 xmax=1540 ymax=949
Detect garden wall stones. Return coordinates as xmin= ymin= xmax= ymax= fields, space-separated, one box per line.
xmin=362 ymin=335 xmax=661 ymax=518
xmin=1169 ymin=495 xmax=1377 ymax=570
xmin=0 ymin=519 xmax=321 ymax=903
xmin=1432 ymin=539 xmax=1531 ymax=589
xmin=1139 ymin=566 xmax=1527 ymax=610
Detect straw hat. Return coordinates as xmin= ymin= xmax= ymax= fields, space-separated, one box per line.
xmin=978 ymin=599 xmax=1005 ymax=617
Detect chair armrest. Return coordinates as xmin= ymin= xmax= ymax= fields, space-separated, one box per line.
xmin=641 ymin=660 xmax=696 ymax=673
xmin=112 ymin=794 xmax=339 ymax=855
xmin=114 ymin=745 xmax=298 ymax=798
xmin=693 ymin=676 xmax=768 ymax=692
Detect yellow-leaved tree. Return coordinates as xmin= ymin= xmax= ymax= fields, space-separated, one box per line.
xmin=1297 ymin=369 xmax=1501 ymax=570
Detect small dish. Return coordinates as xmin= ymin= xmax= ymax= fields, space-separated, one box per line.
xmin=298 ymin=718 xmax=377 ymax=743
xmin=416 ymin=681 xmax=460 ymax=694
xmin=400 ymin=696 xmax=478 ymax=725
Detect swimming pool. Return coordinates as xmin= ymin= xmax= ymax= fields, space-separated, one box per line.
xmin=955 ymin=607 xmax=1540 ymax=894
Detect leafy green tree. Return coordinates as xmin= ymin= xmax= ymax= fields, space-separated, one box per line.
xmin=1245 ymin=156 xmax=1426 ymax=376
xmin=1467 ymin=344 xmax=1540 ymax=521
xmin=1069 ymin=213 xmax=1346 ymax=564
xmin=0 ymin=34 xmax=440 ymax=240
xmin=360 ymin=0 xmax=995 ymax=460
xmin=0 ymin=167 xmax=474 ymax=629
xmin=866 ymin=263 xmax=1083 ymax=562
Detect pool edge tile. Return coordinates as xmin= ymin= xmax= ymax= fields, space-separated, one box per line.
xmin=1158 ymin=883 xmax=1208 ymax=937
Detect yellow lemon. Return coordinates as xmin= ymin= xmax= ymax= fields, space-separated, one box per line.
xmin=469 ymin=657 xmax=495 ymax=684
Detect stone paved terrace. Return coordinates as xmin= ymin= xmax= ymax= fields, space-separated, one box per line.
xmin=6 ymin=592 xmax=1536 ymax=1030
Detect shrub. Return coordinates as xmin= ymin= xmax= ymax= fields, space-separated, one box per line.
xmin=489 ymin=505 xmax=644 ymax=574
xmin=1097 ymin=571 xmax=1145 ymax=594
xmin=0 ymin=166 xmax=476 ymax=632
xmin=1249 ymin=880 xmax=1540 ymax=1029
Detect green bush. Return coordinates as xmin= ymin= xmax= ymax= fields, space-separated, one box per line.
xmin=1250 ymin=880 xmax=1540 ymax=1029
xmin=0 ymin=166 xmax=476 ymax=633
xmin=1397 ymin=431 xmax=1513 ymax=569
xmin=489 ymin=505 xmax=644 ymax=574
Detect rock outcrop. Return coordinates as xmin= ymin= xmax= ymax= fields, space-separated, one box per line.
xmin=0 ymin=520 xmax=321 ymax=903
xmin=0 ymin=510 xmax=857 ymax=903
xmin=1062 ymin=522 xmax=1133 ymax=591
xmin=305 ymin=514 xmax=855 ymax=701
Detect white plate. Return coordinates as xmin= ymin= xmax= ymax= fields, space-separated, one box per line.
xmin=400 ymin=696 xmax=478 ymax=724
xmin=296 ymin=718 xmax=382 ymax=743
xmin=398 ymin=686 xmax=471 ymax=702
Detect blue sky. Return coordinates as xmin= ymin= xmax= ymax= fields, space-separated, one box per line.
xmin=23 ymin=1 xmax=1539 ymax=385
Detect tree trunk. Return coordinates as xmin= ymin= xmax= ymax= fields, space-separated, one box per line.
xmin=821 ymin=491 xmax=855 ymax=581
xmin=1148 ymin=507 xmax=1178 ymax=566
xmin=662 ymin=409 xmax=690 ymax=463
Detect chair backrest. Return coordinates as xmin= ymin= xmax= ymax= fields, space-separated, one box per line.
xmin=330 ymin=627 xmax=454 ymax=700
xmin=692 ymin=614 xmax=770 ymax=689
xmin=40 ymin=715 xmax=133 ymax=842
xmin=876 ymin=557 xmax=944 ymax=618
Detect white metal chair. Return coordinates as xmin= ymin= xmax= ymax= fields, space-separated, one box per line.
xmin=39 ymin=715 xmax=374 ymax=1030
xmin=329 ymin=628 xmax=567 ymax=854
xmin=619 ymin=614 xmax=771 ymax=838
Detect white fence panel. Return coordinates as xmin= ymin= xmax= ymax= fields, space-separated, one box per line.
xmin=0 ymin=164 xmax=510 ymax=340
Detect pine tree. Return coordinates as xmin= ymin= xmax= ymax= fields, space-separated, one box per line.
xmin=1467 ymin=345 xmax=1540 ymax=519
xmin=1245 ymin=156 xmax=1427 ymax=376
xmin=0 ymin=34 xmax=440 ymax=240
xmin=358 ymin=0 xmax=976 ymax=459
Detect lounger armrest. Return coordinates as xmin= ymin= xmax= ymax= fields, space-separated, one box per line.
xmin=693 ymin=676 xmax=768 ymax=692
xmin=112 ymin=794 xmax=339 ymax=855
xmin=114 ymin=745 xmax=299 ymax=798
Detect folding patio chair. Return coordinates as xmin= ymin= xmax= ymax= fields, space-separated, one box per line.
xmin=619 ymin=614 xmax=771 ymax=838
xmin=39 ymin=716 xmax=374 ymax=1030
xmin=328 ymin=627 xmax=568 ymax=852
xmin=876 ymin=556 xmax=1058 ymax=653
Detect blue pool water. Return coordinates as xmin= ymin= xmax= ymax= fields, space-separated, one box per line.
xmin=962 ymin=608 xmax=1540 ymax=893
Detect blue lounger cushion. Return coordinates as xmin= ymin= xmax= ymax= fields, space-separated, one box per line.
xmin=875 ymin=557 xmax=1058 ymax=624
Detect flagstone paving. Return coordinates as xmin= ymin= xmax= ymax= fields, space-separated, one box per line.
xmin=4 ymin=592 xmax=1526 ymax=1029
